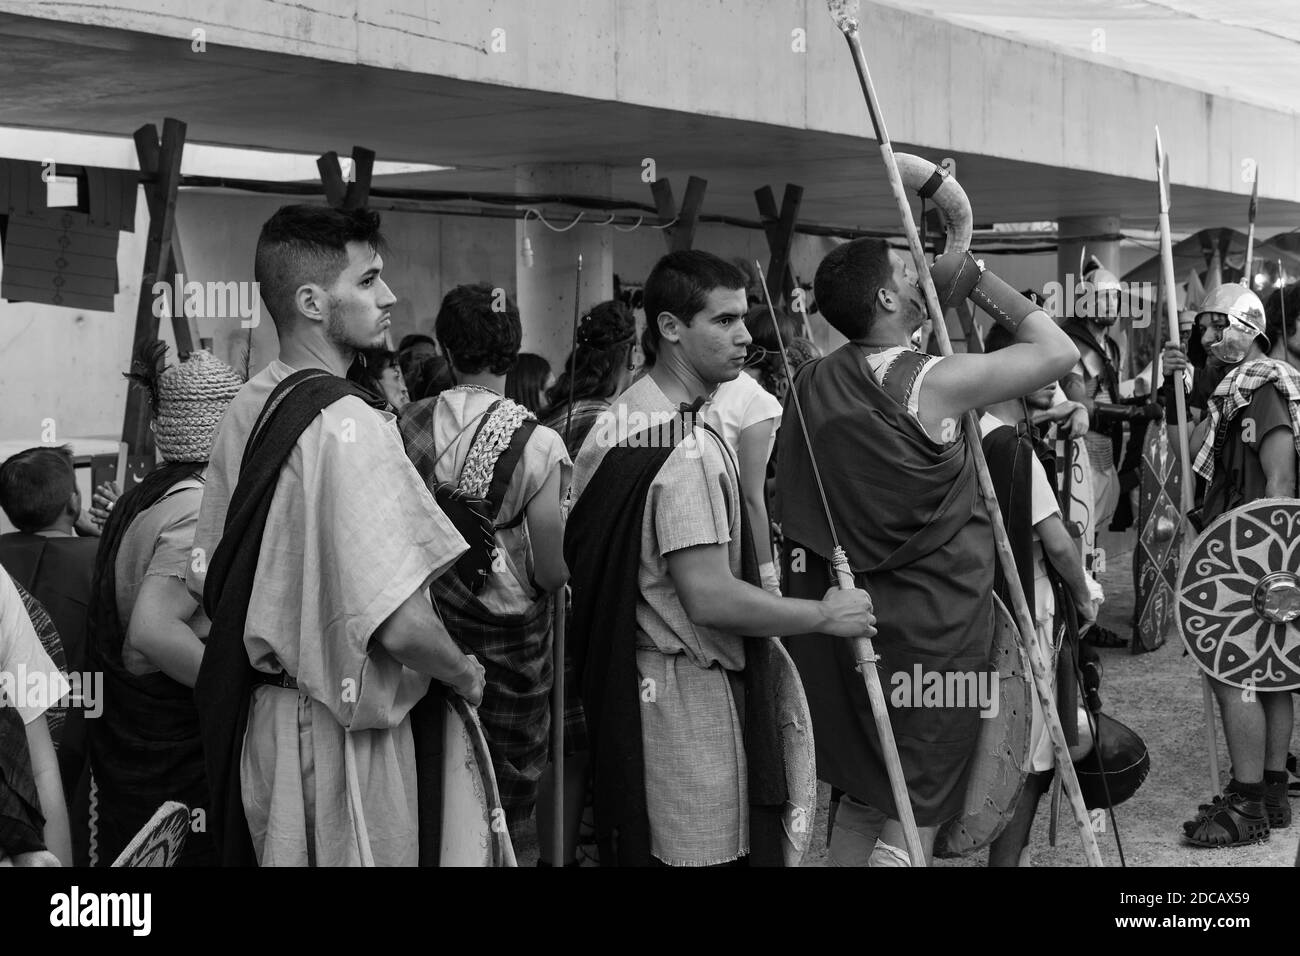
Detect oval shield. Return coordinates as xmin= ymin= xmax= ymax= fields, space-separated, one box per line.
xmin=934 ymin=594 xmax=1032 ymax=858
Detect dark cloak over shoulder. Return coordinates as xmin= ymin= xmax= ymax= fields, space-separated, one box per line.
xmin=776 ymin=345 xmax=994 ymax=826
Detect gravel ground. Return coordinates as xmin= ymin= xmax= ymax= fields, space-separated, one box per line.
xmin=514 ymin=531 xmax=1298 ymax=868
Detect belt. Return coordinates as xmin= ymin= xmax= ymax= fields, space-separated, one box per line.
xmin=253 ymin=669 xmax=299 ymax=691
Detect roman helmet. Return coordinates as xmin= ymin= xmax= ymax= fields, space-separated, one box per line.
xmin=1196 ymin=285 xmax=1268 ymax=365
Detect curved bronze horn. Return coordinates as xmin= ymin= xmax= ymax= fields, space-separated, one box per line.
xmin=894 ymin=153 xmax=972 ymax=258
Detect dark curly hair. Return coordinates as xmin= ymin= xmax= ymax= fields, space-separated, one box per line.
xmin=434 ymin=283 xmax=522 ymax=376
xmin=254 ymin=204 xmax=386 ymax=329
xmin=541 ymin=300 xmax=636 ymax=417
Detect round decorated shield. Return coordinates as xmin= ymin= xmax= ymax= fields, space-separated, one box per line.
xmin=934 ymin=594 xmax=1032 ymax=858
xmin=1177 ymin=497 xmax=1300 ymax=691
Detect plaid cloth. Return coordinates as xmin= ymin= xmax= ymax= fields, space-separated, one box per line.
xmin=542 ymin=399 xmax=609 ymax=460
xmin=1193 ymin=357 xmax=1300 ymax=482
xmin=431 ymin=570 xmax=553 ymax=826
xmin=11 ymin=581 xmax=67 ymax=749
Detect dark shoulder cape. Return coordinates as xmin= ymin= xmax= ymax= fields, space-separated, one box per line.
xmin=195 ymin=370 xmax=382 ymax=866
xmin=566 ymin=415 xmax=788 ymax=866
xmin=776 ymin=345 xmax=995 ymax=825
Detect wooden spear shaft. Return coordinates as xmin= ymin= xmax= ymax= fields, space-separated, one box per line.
xmin=551 ymin=254 xmax=582 ymax=866
xmin=829 ymin=5 xmax=1104 ymax=866
xmin=1153 ymin=145 xmax=1219 ymax=794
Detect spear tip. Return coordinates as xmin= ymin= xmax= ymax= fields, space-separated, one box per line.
xmin=827 ymin=0 xmax=860 ymax=32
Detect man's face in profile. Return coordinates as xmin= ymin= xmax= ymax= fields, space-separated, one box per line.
xmin=324 ymin=242 xmax=397 ymax=352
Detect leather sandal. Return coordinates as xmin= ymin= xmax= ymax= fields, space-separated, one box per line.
xmin=1264 ymin=780 xmax=1292 ymax=828
xmin=1183 ymin=790 xmax=1269 ymax=847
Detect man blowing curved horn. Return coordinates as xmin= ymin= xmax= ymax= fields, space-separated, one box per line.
xmin=777 ymin=238 xmax=1078 ymax=866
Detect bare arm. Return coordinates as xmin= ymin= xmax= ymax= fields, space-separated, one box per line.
xmin=1260 ymin=427 xmax=1298 ymax=499
xmin=1059 ymin=364 xmax=1092 ymax=415
xmin=373 ymin=587 xmax=485 ymax=705
xmin=25 ymin=715 xmax=71 ymax=865
xmin=922 ymin=311 xmax=1079 ymax=433
xmin=524 ymin=465 xmax=568 ymax=594
xmin=1037 ymin=514 xmax=1095 ymax=620
xmin=128 ymin=576 xmax=205 ymax=688
xmin=666 ymin=542 xmax=875 ymax=638
xmin=736 ymin=419 xmax=777 ymax=571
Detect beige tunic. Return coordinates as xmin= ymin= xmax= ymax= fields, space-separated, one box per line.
xmin=573 ymin=375 xmax=749 ymax=865
xmin=188 ymin=360 xmax=467 ymax=866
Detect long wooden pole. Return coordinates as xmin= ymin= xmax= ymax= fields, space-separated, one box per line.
xmin=551 ymin=254 xmax=582 ymax=866
xmin=827 ymin=1 xmax=1104 ymax=866
xmin=1154 ymin=131 xmax=1220 ymax=797
xmin=1155 ymin=130 xmax=1193 ymax=515
xmin=756 ymin=262 xmax=926 ymax=866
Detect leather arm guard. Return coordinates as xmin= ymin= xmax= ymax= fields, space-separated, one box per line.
xmin=930 ymin=251 xmax=1037 ymax=332
xmin=1092 ymin=402 xmax=1164 ymax=427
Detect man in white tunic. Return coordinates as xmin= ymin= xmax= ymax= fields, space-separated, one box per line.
xmin=189 ymin=205 xmax=483 ymax=866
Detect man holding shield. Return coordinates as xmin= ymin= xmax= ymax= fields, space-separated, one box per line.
xmin=1166 ymin=286 xmax=1299 ymax=847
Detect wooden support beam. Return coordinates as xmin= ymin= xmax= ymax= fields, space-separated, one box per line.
xmin=317 ymin=150 xmax=347 ymax=208
xmin=755 ymin=183 xmax=803 ymax=304
xmin=344 ymin=147 xmax=375 ymax=210
xmin=648 ymin=175 xmax=707 ymax=251
xmin=649 ymin=178 xmax=677 ymax=250
xmin=674 ymin=176 xmax=707 ymax=252
xmin=318 ymin=146 xmax=377 ymax=210
xmin=121 ymin=118 xmax=186 ymax=457
xmin=135 ymin=127 xmax=198 ymax=355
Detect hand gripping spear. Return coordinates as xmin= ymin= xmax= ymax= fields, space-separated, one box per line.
xmin=550 ymin=253 xmax=582 ymax=866
xmin=826 ymin=0 xmax=1104 ymax=866
xmin=756 ymin=261 xmax=926 ymax=866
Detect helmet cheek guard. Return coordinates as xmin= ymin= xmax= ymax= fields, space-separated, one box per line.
xmin=1208 ymin=320 xmax=1257 ymax=365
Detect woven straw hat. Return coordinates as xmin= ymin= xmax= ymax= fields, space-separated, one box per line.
xmin=152 ymin=350 xmax=244 ymax=462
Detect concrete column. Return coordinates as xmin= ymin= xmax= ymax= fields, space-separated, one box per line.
xmin=1057 ymin=215 xmax=1122 ymax=288
xmin=514 ymin=164 xmax=615 ymax=371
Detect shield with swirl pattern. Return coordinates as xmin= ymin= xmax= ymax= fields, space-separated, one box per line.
xmin=1176 ymin=498 xmax=1300 ymax=691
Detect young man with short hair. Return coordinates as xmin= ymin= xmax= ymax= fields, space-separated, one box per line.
xmin=190 ymin=204 xmax=482 ymax=866
xmin=569 ymin=250 xmax=875 ymax=867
